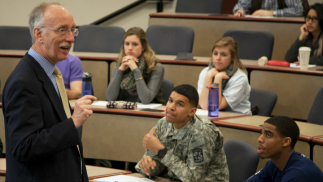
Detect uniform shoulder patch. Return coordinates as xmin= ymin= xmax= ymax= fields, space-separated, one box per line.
xmin=193 ymin=148 xmax=204 ymax=163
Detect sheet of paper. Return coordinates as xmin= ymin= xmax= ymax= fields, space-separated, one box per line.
xmin=136 ymin=103 xmax=162 ymax=109
xmin=93 ymin=175 xmax=154 ymax=182
xmin=92 ymin=101 xmax=108 ymax=106
xmin=245 ymin=15 xmax=274 ymax=18
xmin=290 ymin=64 xmax=316 ymax=68
xmin=196 ymin=109 xmax=208 ymax=116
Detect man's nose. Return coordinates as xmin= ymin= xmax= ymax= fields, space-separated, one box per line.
xmin=65 ymin=31 xmax=75 ymax=42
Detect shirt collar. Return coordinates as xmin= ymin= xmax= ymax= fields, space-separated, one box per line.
xmin=28 ymin=48 xmax=56 ymax=76
xmin=165 ymin=115 xmax=196 ymax=140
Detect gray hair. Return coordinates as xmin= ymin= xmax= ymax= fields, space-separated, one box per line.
xmin=29 ymin=2 xmax=61 ymax=43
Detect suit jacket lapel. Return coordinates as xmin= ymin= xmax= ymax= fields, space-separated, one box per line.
xmin=24 ymin=53 xmax=68 ymax=121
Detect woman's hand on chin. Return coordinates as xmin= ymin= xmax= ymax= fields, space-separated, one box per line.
xmin=119 ymin=56 xmax=139 ymax=71
xmin=206 ymin=67 xmax=219 ymax=79
xmin=215 ymin=71 xmax=229 ymax=80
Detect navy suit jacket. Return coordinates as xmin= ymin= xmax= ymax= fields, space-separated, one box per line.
xmin=2 ymin=53 xmax=88 ymax=182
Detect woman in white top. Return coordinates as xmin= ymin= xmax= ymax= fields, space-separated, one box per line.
xmin=198 ymin=37 xmax=251 ymax=114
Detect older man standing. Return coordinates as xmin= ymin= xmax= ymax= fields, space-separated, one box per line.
xmin=2 ymin=2 xmax=96 ymax=182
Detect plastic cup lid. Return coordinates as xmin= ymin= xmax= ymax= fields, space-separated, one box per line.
xmin=299 ymin=47 xmax=311 ymax=51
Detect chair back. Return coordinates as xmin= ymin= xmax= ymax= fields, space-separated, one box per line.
xmin=223 ymin=30 xmax=274 ymax=60
xmin=176 ymin=0 xmax=223 ymax=14
xmin=146 ymin=25 xmax=194 ymax=55
xmin=161 ymin=79 xmax=174 ymax=103
xmin=0 ymin=26 xmax=31 ymax=50
xmin=224 ymin=139 xmax=259 ymax=182
xmin=308 ymin=87 xmax=323 ymax=125
xmin=74 ymin=25 xmax=125 ymax=53
xmin=250 ymin=88 xmax=277 ymax=116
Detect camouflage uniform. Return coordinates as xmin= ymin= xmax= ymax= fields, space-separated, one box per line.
xmin=135 ymin=115 xmax=229 ymax=182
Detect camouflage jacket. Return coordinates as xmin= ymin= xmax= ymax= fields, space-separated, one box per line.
xmin=135 ymin=115 xmax=229 ymax=182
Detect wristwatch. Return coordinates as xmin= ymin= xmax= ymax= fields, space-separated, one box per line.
xmin=273 ymin=11 xmax=277 ymax=16
xmin=157 ymin=147 xmax=168 ymax=159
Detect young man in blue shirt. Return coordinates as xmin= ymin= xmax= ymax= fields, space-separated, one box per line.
xmin=246 ymin=116 xmax=323 ymax=182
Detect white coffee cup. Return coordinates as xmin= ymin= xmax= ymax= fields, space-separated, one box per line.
xmin=258 ymin=56 xmax=268 ymax=66
xmin=298 ymin=47 xmax=311 ymax=70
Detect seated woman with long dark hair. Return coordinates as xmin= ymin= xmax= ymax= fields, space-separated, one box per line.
xmin=106 ymin=27 xmax=165 ymax=104
xmin=285 ymin=3 xmax=323 ymax=65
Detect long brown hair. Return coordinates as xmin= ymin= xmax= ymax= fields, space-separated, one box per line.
xmin=211 ymin=36 xmax=246 ymax=76
xmin=117 ymin=27 xmax=158 ymax=73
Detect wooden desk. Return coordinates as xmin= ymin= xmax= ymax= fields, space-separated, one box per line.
xmin=0 ymin=104 xmax=4 ymax=154
xmin=245 ymin=60 xmax=323 ymax=120
xmin=0 ymin=158 xmax=4 ymax=182
xmin=86 ymin=165 xmax=132 ymax=181
xmin=213 ymin=115 xmax=323 ymax=170
xmin=69 ymin=100 xmax=247 ymax=163
xmin=2 ymin=50 xmax=323 ymax=120
xmin=127 ymin=173 xmax=179 ymax=182
xmin=70 ymin=52 xmax=119 ymax=100
xmin=158 ymin=56 xmax=323 ymax=120
xmin=90 ymin=173 xmax=178 ymax=182
xmin=149 ymin=13 xmax=304 ymax=60
xmin=0 ymin=158 xmax=131 ymax=182
xmin=312 ymin=137 xmax=323 ymax=171
xmin=0 ymin=50 xmax=25 ymax=95
xmin=0 ymin=50 xmax=116 ymax=100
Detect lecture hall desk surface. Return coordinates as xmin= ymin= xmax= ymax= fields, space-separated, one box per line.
xmin=2 ymin=49 xmax=323 ymax=120
xmin=312 ymin=137 xmax=323 ymax=172
xmin=90 ymin=173 xmax=180 ymax=182
xmin=0 ymin=158 xmax=132 ymax=182
xmin=69 ymin=100 xmax=247 ymax=163
xmin=149 ymin=13 xmax=304 ymax=60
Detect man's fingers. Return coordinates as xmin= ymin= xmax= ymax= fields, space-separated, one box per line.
xmin=140 ymin=157 xmax=153 ymax=175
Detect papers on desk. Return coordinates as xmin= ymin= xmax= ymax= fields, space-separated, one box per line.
xmin=196 ymin=109 xmax=208 ymax=116
xmin=92 ymin=101 xmax=108 ymax=106
xmin=93 ymin=175 xmax=154 ymax=182
xmin=245 ymin=15 xmax=274 ymax=18
xmin=136 ymin=103 xmax=162 ymax=109
xmin=92 ymin=101 xmax=162 ymax=109
xmin=290 ymin=64 xmax=316 ymax=68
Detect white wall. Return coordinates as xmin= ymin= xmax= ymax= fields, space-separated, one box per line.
xmin=0 ymin=0 xmax=177 ymax=31
xmin=308 ymin=0 xmax=323 ymax=5
xmin=0 ymin=0 xmax=147 ymax=26
xmin=102 ymin=1 xmax=177 ymax=31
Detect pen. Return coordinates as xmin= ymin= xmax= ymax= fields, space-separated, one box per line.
xmin=149 ymin=167 xmax=152 ymax=179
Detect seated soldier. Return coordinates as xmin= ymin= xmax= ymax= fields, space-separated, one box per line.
xmin=135 ymin=84 xmax=229 ymax=181
xmin=246 ymin=116 xmax=323 ymax=182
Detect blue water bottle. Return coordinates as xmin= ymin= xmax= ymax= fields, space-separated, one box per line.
xmin=82 ymin=72 xmax=93 ymax=96
xmin=208 ymin=83 xmax=219 ymax=117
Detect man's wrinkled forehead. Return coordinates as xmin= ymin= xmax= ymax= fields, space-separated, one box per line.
xmin=43 ymin=5 xmax=73 ymax=23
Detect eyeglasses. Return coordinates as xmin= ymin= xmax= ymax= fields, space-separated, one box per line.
xmin=306 ymin=16 xmax=319 ymax=23
xmin=39 ymin=26 xmax=79 ymax=37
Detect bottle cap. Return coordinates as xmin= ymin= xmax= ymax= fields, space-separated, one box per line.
xmin=82 ymin=72 xmax=92 ymax=81
xmin=206 ymin=83 xmax=219 ymax=89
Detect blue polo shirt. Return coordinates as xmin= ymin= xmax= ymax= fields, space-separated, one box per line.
xmin=246 ymin=152 xmax=323 ymax=182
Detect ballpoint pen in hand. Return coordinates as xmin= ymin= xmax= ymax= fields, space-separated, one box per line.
xmin=149 ymin=167 xmax=152 ymax=178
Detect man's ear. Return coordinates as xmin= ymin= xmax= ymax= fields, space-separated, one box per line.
xmin=188 ymin=107 xmax=197 ymax=117
xmin=34 ymin=27 xmax=43 ymax=42
xmin=282 ymin=137 xmax=292 ymax=148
